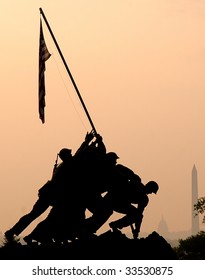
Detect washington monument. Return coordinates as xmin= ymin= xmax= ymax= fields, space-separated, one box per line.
xmin=192 ymin=165 xmax=199 ymax=235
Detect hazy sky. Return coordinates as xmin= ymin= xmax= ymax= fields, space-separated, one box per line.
xmin=0 ymin=0 xmax=205 ymax=238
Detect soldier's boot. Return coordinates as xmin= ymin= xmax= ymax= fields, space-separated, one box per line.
xmin=23 ymin=235 xmax=33 ymax=245
xmin=4 ymin=229 xmax=16 ymax=241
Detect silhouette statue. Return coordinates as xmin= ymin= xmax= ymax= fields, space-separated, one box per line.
xmin=4 ymin=148 xmax=74 ymax=241
xmin=4 ymin=131 xmax=159 ymax=244
xmin=84 ymin=151 xmax=159 ymax=238
xmin=21 ymin=132 xmax=110 ymax=244
xmin=108 ymin=180 xmax=159 ymax=238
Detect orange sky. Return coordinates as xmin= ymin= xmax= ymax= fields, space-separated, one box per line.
xmin=0 ymin=0 xmax=205 ymax=238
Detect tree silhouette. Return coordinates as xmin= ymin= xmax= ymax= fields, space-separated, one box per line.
xmin=194 ymin=197 xmax=205 ymax=223
xmin=175 ymin=231 xmax=205 ymax=259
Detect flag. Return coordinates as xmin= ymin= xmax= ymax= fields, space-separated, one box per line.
xmin=39 ymin=19 xmax=51 ymax=123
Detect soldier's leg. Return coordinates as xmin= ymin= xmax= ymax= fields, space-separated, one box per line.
xmin=109 ymin=204 xmax=139 ymax=230
xmin=5 ymin=197 xmax=49 ymax=239
xmin=132 ymin=212 xmax=143 ymax=238
xmin=24 ymin=216 xmax=53 ymax=245
xmin=85 ymin=194 xmax=113 ymax=233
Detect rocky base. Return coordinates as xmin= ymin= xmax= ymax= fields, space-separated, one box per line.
xmin=0 ymin=231 xmax=178 ymax=260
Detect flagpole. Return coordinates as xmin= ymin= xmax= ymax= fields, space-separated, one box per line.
xmin=39 ymin=7 xmax=97 ymax=135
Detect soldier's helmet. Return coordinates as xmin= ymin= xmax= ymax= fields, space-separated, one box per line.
xmin=145 ymin=181 xmax=159 ymax=194
xmin=106 ymin=152 xmax=119 ymax=160
xmin=103 ymin=152 xmax=119 ymax=166
xmin=59 ymin=148 xmax=72 ymax=161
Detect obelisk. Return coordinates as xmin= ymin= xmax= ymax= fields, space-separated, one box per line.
xmin=192 ymin=165 xmax=199 ymax=235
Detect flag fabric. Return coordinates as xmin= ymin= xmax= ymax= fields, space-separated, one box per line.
xmin=39 ymin=19 xmax=51 ymax=123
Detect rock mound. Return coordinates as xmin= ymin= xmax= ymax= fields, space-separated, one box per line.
xmin=0 ymin=231 xmax=178 ymax=260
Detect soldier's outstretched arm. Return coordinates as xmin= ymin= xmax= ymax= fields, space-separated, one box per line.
xmin=94 ymin=134 xmax=106 ymax=155
xmin=74 ymin=131 xmax=94 ymax=156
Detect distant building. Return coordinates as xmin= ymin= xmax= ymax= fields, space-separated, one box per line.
xmin=141 ymin=165 xmax=201 ymax=244
xmin=192 ymin=165 xmax=200 ymax=235
xmin=157 ymin=216 xmax=169 ymax=237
